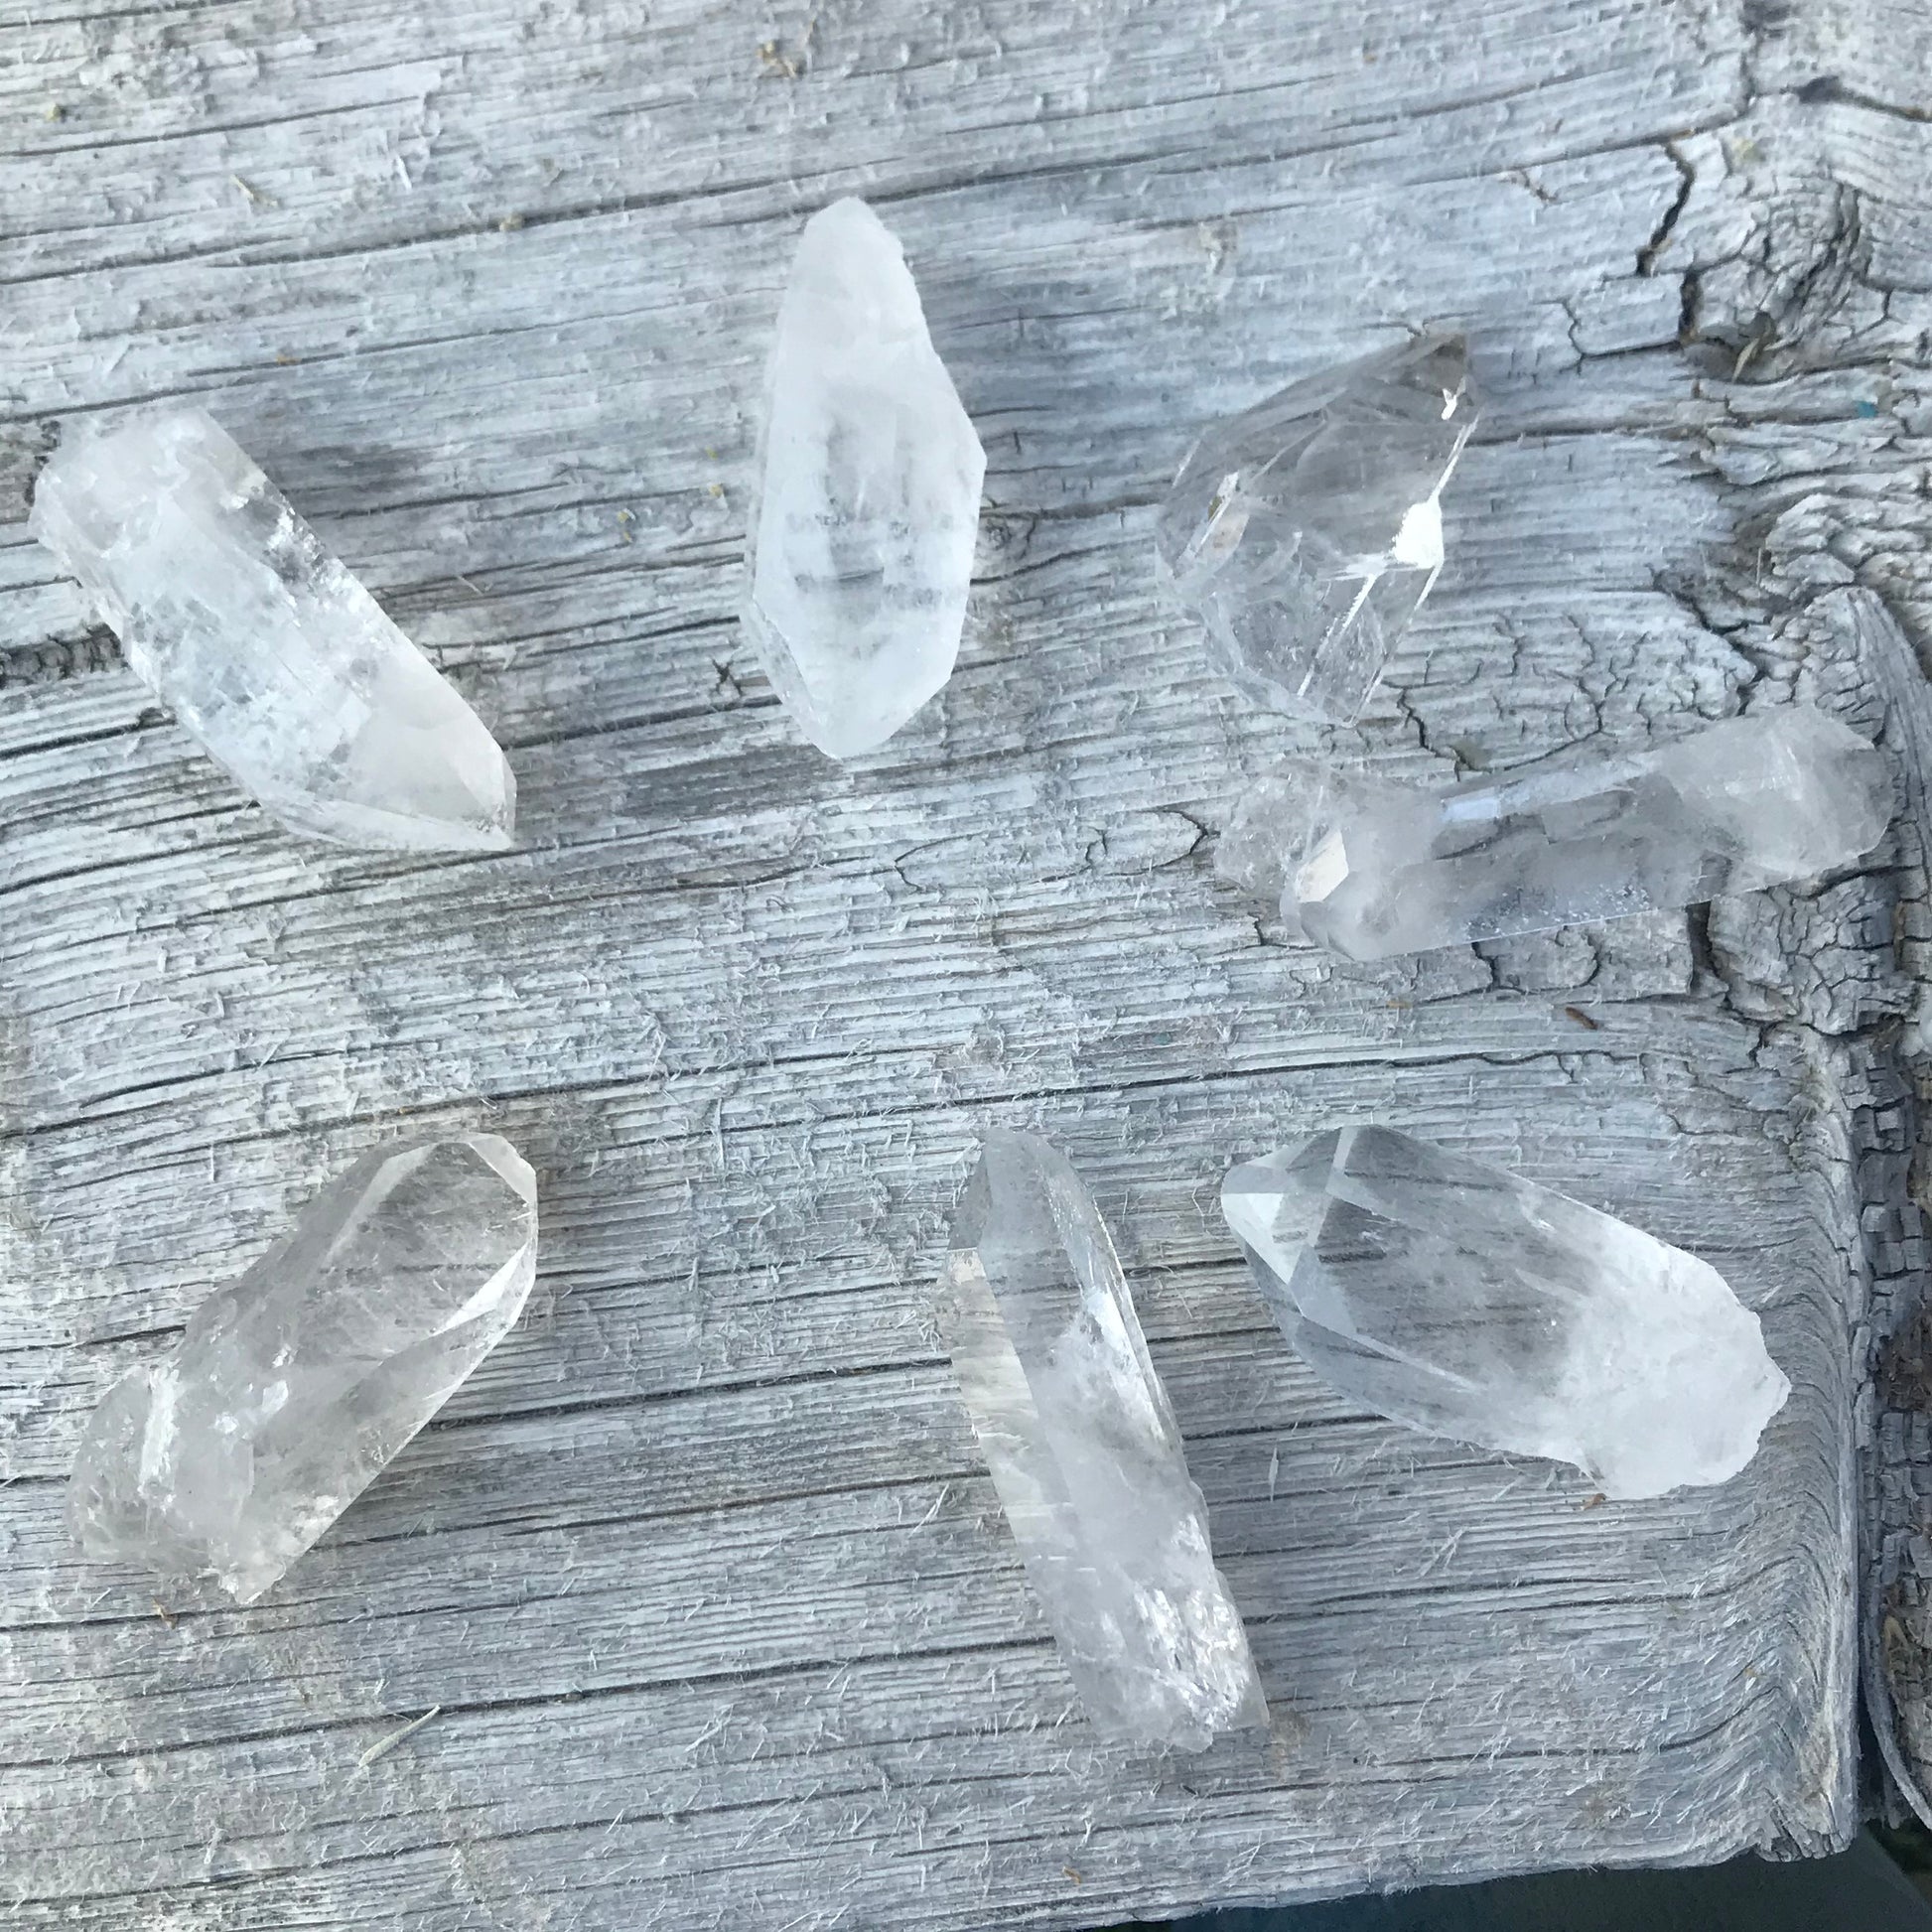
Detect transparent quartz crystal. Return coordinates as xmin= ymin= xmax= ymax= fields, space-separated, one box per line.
xmin=31 ymin=408 xmax=515 ymax=851
xmin=744 ymin=198 xmax=986 ymax=759
xmin=67 ymin=1136 xmax=538 ymax=1602
xmin=1223 ymin=1126 xmax=1789 ymax=1499
xmin=1156 ymin=334 xmax=1475 ymax=723
xmin=940 ymin=1130 xmax=1267 ymax=1749
xmin=1226 ymin=706 xmax=1891 ymax=960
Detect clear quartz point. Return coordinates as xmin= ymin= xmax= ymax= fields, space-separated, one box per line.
xmin=1231 ymin=706 xmax=1891 ymax=960
xmin=1156 ymin=333 xmax=1475 ymax=723
xmin=744 ymin=198 xmax=986 ymax=759
xmin=67 ymin=1135 xmax=538 ymax=1603
xmin=940 ymin=1130 xmax=1267 ymax=1749
xmin=1222 ymin=1126 xmax=1789 ymax=1499
xmin=31 ymin=408 xmax=516 ymax=852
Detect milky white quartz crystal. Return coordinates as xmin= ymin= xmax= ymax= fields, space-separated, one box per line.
xmin=743 ymin=198 xmax=986 ymax=759
xmin=31 ymin=408 xmax=516 ymax=851
xmin=1228 ymin=706 xmax=1891 ymax=960
xmin=1223 ymin=1126 xmax=1789 ymax=1499
xmin=1157 ymin=334 xmax=1475 ymax=723
xmin=68 ymin=1136 xmax=538 ymax=1603
xmin=940 ymin=1130 xmax=1267 ymax=1748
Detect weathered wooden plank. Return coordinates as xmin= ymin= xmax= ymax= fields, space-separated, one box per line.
xmin=5 ymin=0 xmax=1930 ymax=1921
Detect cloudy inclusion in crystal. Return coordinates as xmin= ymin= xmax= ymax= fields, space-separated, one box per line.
xmin=1156 ymin=334 xmax=1475 ymax=723
xmin=67 ymin=1136 xmax=538 ymax=1603
xmin=744 ymin=198 xmax=986 ymax=759
xmin=1222 ymin=1126 xmax=1789 ymax=1499
xmin=31 ymin=408 xmax=516 ymax=851
xmin=940 ymin=1130 xmax=1266 ymax=1749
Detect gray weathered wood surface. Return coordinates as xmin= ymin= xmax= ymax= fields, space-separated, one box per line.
xmin=5 ymin=0 xmax=1932 ymax=1924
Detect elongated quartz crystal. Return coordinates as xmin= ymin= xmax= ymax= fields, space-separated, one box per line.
xmin=68 ymin=1136 xmax=538 ymax=1603
xmin=1156 ymin=334 xmax=1475 ymax=723
xmin=1231 ymin=706 xmax=1890 ymax=960
xmin=743 ymin=198 xmax=986 ymax=759
xmin=1223 ymin=1126 xmax=1789 ymax=1499
xmin=940 ymin=1130 xmax=1266 ymax=1748
xmin=31 ymin=408 xmax=516 ymax=851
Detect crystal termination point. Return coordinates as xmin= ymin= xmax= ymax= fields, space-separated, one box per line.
xmin=744 ymin=198 xmax=986 ymax=759
xmin=1223 ymin=1125 xmax=1789 ymax=1499
xmin=941 ymin=1130 xmax=1267 ymax=1749
xmin=1236 ymin=706 xmax=1891 ymax=960
xmin=67 ymin=1135 xmax=539 ymax=1602
xmin=1157 ymin=334 xmax=1475 ymax=724
xmin=32 ymin=408 xmax=516 ymax=852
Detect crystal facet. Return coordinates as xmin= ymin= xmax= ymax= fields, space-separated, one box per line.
xmin=1212 ymin=769 xmax=1320 ymax=919
xmin=940 ymin=1130 xmax=1266 ymax=1748
xmin=1231 ymin=706 xmax=1891 ymax=960
xmin=743 ymin=198 xmax=986 ymax=759
xmin=31 ymin=408 xmax=516 ymax=851
xmin=68 ymin=1135 xmax=538 ymax=1602
xmin=1223 ymin=1126 xmax=1789 ymax=1499
xmin=1157 ymin=334 xmax=1475 ymax=723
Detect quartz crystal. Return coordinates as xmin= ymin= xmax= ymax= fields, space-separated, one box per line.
xmin=1235 ymin=706 xmax=1891 ymax=961
xmin=743 ymin=198 xmax=986 ymax=759
xmin=68 ymin=1136 xmax=538 ymax=1602
xmin=1212 ymin=770 xmax=1317 ymax=918
xmin=1223 ymin=1126 xmax=1789 ymax=1499
xmin=1156 ymin=334 xmax=1475 ymax=722
xmin=31 ymin=409 xmax=516 ymax=851
xmin=940 ymin=1130 xmax=1266 ymax=1748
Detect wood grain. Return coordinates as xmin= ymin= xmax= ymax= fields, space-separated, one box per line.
xmin=4 ymin=0 xmax=1930 ymax=1922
